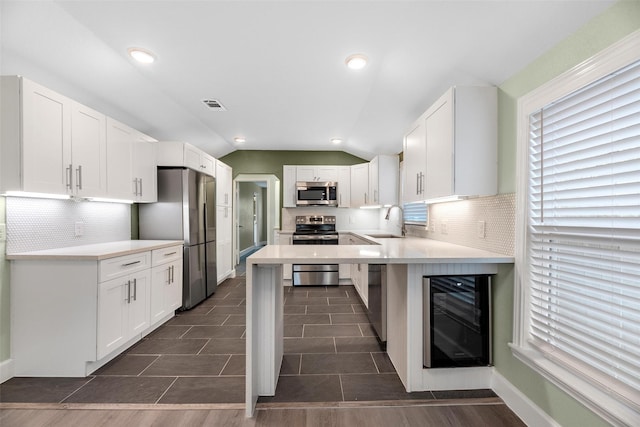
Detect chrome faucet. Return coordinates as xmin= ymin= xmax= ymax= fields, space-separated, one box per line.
xmin=384 ymin=205 xmax=406 ymax=236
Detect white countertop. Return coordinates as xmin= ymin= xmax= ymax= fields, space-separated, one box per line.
xmin=248 ymin=236 xmax=513 ymax=264
xmin=7 ymin=240 xmax=183 ymax=261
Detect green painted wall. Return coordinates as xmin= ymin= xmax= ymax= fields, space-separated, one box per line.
xmin=493 ymin=1 xmax=640 ymax=426
xmin=220 ymin=150 xmax=366 ymax=180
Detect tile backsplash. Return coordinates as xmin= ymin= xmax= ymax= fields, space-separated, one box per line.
xmin=6 ymin=197 xmax=131 ymax=253
xmin=425 ymin=193 xmax=515 ymax=256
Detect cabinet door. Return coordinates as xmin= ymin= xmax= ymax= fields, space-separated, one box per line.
xmin=403 ymin=121 xmax=427 ymax=203
xmin=167 ymin=261 xmax=183 ymax=312
xmin=216 ymin=161 xmax=232 ymax=206
xmin=296 ymin=166 xmax=316 ymax=182
xmin=132 ymin=135 xmax=158 ymax=202
xmin=128 ymin=270 xmax=151 ymax=337
xmin=201 ymin=153 xmax=216 ymax=177
xmin=282 ymin=166 xmax=297 ymax=207
xmin=184 ymin=144 xmax=202 ymax=171
xmin=316 ymin=166 xmax=338 ymax=182
xmin=71 ymin=101 xmax=107 ymax=197
xmin=97 ymin=277 xmax=128 ymax=359
xmin=337 ymin=166 xmax=351 ymax=208
xmin=21 ymin=78 xmax=72 ymax=195
xmin=424 ymin=90 xmax=454 ymax=199
xmin=368 ymin=157 xmax=379 ymax=205
xmin=151 ymin=263 xmax=171 ymax=324
xmin=106 ymin=117 xmax=135 ymax=200
xmin=350 ymin=163 xmax=369 ymax=208
xmin=216 ymin=205 xmax=234 ymax=281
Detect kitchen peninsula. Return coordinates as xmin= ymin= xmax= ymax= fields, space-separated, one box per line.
xmin=245 ymin=237 xmax=514 ymax=416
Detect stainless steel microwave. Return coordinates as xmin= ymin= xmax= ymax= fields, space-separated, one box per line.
xmin=296 ymin=181 xmax=338 ymax=206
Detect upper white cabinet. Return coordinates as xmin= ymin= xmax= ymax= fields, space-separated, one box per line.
xmin=350 ymin=163 xmax=369 ymax=208
xmin=403 ymin=120 xmax=427 ymax=203
xmin=1 ymin=76 xmax=107 ymax=197
xmin=296 ymin=166 xmax=338 ymax=182
xmin=157 ymin=141 xmax=216 ymax=177
xmin=216 ymin=160 xmax=232 ymax=206
xmin=106 ymin=118 xmax=157 ymax=202
xmin=337 ymin=166 xmax=351 ymax=208
xmin=282 ymin=165 xmax=297 ymax=208
xmin=403 ymin=86 xmax=497 ymax=203
xmin=368 ymin=155 xmax=398 ymax=207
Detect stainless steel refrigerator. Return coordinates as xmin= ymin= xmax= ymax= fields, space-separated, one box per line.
xmin=139 ymin=168 xmax=217 ymax=309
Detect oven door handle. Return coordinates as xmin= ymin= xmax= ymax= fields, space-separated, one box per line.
xmin=292 ymin=235 xmax=337 ymax=241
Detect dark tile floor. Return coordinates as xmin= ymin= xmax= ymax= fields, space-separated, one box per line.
xmin=0 ymin=274 xmax=496 ymax=405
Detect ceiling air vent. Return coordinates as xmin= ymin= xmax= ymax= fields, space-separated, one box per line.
xmin=202 ymin=99 xmax=226 ymax=111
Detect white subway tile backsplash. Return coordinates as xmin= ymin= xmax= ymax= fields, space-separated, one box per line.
xmin=6 ymin=197 xmax=130 ymax=253
xmin=425 ymin=193 xmax=515 ymax=256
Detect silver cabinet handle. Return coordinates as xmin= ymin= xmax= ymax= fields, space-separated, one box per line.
xmin=421 ymin=172 xmax=425 ymax=194
xmin=122 ymin=260 xmax=141 ymax=267
xmin=133 ymin=278 xmax=137 ymax=301
xmin=133 ymin=178 xmax=138 ymax=196
xmin=171 ymin=265 xmax=175 ymax=283
xmin=126 ymin=280 xmax=131 ymax=304
xmin=75 ymin=165 xmax=83 ymax=190
xmin=139 ymin=178 xmax=142 ymax=196
xmin=66 ymin=164 xmax=73 ymax=190
xmin=374 ymin=189 xmax=378 ymax=203
xmin=164 ymin=251 xmax=177 ymax=256
xmin=416 ymin=173 xmax=420 ymax=195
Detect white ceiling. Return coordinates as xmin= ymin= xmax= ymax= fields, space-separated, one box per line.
xmin=1 ymin=0 xmax=615 ymax=160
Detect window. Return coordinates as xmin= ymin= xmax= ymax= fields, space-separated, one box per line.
xmin=514 ymin=31 xmax=640 ymax=426
xmin=403 ymin=201 xmax=428 ymax=225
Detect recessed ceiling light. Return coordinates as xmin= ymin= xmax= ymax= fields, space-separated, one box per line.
xmin=128 ymin=47 xmax=156 ymax=64
xmin=345 ymin=53 xmax=367 ymax=70
xmin=234 ymin=137 xmax=246 ymax=143
xmin=330 ymin=138 xmax=342 ymax=144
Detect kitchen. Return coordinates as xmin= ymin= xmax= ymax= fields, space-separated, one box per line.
xmin=1 ymin=1 xmax=639 ymax=427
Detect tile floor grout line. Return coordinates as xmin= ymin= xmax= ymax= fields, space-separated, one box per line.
xmin=195 ymin=338 xmax=211 ymax=355
xmin=338 ymin=374 xmax=346 ymax=402
xmin=153 ymin=376 xmax=180 ymax=404
xmin=58 ymin=376 xmax=96 ymax=404
xmin=137 ymin=355 xmax=162 ymax=376
xmin=218 ymin=354 xmax=233 ymax=376
xmin=369 ymin=352 xmax=381 ymax=374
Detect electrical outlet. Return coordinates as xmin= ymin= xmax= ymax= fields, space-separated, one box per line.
xmin=0 ymin=223 xmax=6 ymax=242
xmin=440 ymin=220 xmax=448 ymax=235
xmin=477 ymin=220 xmax=486 ymax=239
xmin=74 ymin=221 xmax=84 ymax=237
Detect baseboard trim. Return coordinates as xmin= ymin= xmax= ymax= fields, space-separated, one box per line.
xmin=0 ymin=358 xmax=14 ymax=384
xmin=491 ymin=370 xmax=560 ymax=427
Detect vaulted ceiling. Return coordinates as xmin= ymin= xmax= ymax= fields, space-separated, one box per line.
xmin=0 ymin=1 xmax=615 ymax=160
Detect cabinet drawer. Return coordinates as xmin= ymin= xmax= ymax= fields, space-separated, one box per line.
xmin=152 ymin=245 xmax=183 ymax=266
xmin=99 ymin=251 xmax=150 ymax=282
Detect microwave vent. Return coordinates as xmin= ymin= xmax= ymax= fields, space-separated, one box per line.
xmin=202 ymin=99 xmax=226 ymax=111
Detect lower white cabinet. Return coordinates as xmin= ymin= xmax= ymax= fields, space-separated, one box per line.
xmin=97 ymin=269 xmax=151 ymax=359
xmin=217 ymin=205 xmax=234 ymax=282
xmin=150 ymin=246 xmax=183 ymax=326
xmin=346 ymin=234 xmax=371 ymax=306
xmin=10 ymin=243 xmax=182 ymax=377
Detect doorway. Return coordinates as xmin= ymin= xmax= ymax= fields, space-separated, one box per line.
xmin=233 ymin=174 xmax=280 ymax=269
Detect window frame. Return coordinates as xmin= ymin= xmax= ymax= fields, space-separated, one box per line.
xmin=513 ymin=30 xmax=640 ymax=427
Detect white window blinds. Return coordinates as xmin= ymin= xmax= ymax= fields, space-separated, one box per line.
xmin=403 ymin=201 xmax=428 ymax=225
xmin=527 ymin=59 xmax=640 ymax=403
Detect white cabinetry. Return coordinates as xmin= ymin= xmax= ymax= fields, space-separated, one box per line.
xmin=350 ymin=163 xmax=369 ymax=208
xmin=403 ymin=86 xmax=497 ymax=203
xmin=282 ymin=166 xmax=297 ymax=208
xmin=403 ymin=121 xmax=427 ymax=203
xmin=368 ymin=155 xmax=398 ymax=207
xmin=296 ymin=166 xmax=338 ymax=182
xmin=277 ymin=232 xmax=293 ymax=280
xmin=0 ymin=76 xmax=107 ymax=197
xmin=217 ymin=205 xmax=234 ymax=282
xmin=150 ymin=245 xmax=183 ymax=326
xmin=346 ymin=234 xmax=370 ymax=306
xmin=337 ymin=166 xmax=351 ymax=208
xmin=216 ymin=160 xmax=234 ymax=282
xmin=216 ymin=160 xmax=233 ymax=206
xmin=157 ymin=141 xmax=216 ymax=177
xmin=106 ymin=118 xmax=158 ymax=202
xmin=10 ymin=243 xmax=182 ymax=377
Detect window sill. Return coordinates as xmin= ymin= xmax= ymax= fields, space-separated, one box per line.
xmin=509 ymin=343 xmax=640 ymax=427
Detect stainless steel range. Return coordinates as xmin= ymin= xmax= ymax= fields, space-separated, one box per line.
xmin=292 ymin=215 xmax=339 ymax=286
